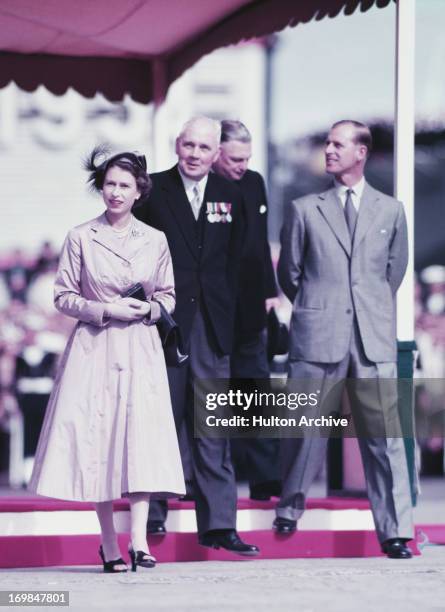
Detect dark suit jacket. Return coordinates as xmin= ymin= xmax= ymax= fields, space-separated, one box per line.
xmin=134 ymin=165 xmax=245 ymax=355
xmin=235 ymin=169 xmax=277 ymax=336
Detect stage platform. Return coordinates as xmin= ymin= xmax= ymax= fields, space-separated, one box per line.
xmin=0 ymin=496 xmax=436 ymax=568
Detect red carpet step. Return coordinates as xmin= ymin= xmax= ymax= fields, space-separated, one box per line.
xmin=0 ymin=497 xmax=425 ymax=568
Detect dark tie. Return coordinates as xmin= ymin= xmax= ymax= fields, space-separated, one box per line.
xmin=344 ymin=189 xmax=357 ymax=238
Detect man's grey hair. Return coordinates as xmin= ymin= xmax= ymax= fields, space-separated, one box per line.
xmin=220 ymin=120 xmax=252 ymax=144
xmin=178 ymin=116 xmax=221 ymax=142
xmin=331 ymin=119 xmax=373 ymax=155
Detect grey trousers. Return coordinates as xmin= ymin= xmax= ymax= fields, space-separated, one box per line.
xmin=277 ymin=321 xmax=414 ymax=543
xmin=149 ymin=306 xmax=237 ymax=535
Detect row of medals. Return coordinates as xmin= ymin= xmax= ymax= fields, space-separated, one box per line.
xmin=206 ymin=202 xmax=232 ymax=223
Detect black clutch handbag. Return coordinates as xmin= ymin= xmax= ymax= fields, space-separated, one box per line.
xmin=122 ymin=284 xmax=188 ymax=367
xmin=121 ymin=282 xmax=146 ymax=302
xmin=154 ymin=301 xmax=188 ymax=367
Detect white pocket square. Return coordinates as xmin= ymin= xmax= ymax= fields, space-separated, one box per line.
xmin=380 ymin=229 xmax=387 ymax=234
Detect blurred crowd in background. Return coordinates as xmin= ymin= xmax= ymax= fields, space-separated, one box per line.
xmin=0 ymin=243 xmax=72 ymax=485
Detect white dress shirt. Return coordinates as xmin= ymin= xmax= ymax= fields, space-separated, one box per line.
xmin=334 ymin=176 xmax=365 ymax=212
xmin=178 ymin=168 xmax=208 ymax=210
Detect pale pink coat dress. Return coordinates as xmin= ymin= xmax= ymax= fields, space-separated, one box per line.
xmin=29 ymin=213 xmax=186 ymax=502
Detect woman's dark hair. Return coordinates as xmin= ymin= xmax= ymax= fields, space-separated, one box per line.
xmin=84 ymin=145 xmax=152 ymax=203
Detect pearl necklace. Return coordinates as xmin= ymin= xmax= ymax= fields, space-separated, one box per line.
xmin=110 ymin=218 xmax=132 ymax=239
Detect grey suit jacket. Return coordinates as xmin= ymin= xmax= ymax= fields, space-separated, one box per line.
xmin=278 ymin=182 xmax=408 ymax=364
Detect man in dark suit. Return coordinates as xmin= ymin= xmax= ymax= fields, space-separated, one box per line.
xmin=135 ymin=116 xmax=259 ymax=556
xmin=276 ymin=120 xmax=414 ymax=559
xmin=213 ymin=120 xmax=281 ymax=500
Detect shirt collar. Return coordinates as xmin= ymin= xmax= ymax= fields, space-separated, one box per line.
xmin=178 ymin=167 xmax=208 ymax=200
xmin=334 ymin=176 xmax=365 ymax=201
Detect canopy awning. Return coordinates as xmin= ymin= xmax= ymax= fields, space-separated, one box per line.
xmin=0 ymin=0 xmax=393 ymax=103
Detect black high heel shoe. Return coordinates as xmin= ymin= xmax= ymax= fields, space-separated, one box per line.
xmin=98 ymin=545 xmax=127 ymax=573
xmin=128 ymin=545 xmax=156 ymax=571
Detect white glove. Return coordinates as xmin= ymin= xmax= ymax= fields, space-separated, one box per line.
xmin=105 ymin=297 xmax=150 ymax=322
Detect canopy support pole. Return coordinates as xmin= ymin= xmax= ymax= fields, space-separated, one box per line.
xmin=394 ymin=0 xmax=415 ymax=341
xmin=394 ymin=0 xmax=418 ymax=503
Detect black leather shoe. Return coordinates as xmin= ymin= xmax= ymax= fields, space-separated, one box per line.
xmin=250 ymin=480 xmax=282 ymax=501
xmin=381 ymin=538 xmax=413 ymax=559
xmin=273 ymin=517 xmax=297 ymax=534
xmin=147 ymin=521 xmax=167 ymax=536
xmin=199 ymin=530 xmax=260 ymax=556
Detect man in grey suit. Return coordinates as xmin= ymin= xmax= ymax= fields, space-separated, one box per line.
xmin=275 ymin=120 xmax=414 ymax=559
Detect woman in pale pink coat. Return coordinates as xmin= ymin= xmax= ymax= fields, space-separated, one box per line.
xmin=29 ymin=148 xmax=185 ymax=572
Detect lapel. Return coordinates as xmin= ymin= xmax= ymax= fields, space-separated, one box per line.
xmin=89 ymin=214 xmax=150 ymax=263
xmin=162 ymin=166 xmax=199 ymax=260
xmin=317 ymin=188 xmax=351 ymax=257
xmin=352 ymin=182 xmax=379 ymax=254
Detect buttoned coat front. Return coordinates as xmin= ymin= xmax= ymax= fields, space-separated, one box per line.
xmin=29 ymin=213 xmax=186 ymax=502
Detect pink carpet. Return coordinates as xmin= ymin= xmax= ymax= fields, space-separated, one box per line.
xmin=0 ymin=497 xmax=428 ymax=568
